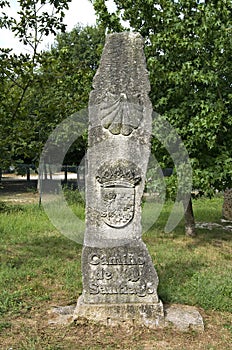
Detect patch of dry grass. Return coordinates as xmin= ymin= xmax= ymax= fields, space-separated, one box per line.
xmin=1 ymin=306 xmax=231 ymax=349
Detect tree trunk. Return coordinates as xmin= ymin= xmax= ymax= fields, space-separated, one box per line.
xmin=49 ymin=164 xmax=52 ymax=179
xmin=44 ymin=164 xmax=47 ymax=180
xmin=26 ymin=167 xmax=30 ymax=181
xmin=183 ymin=196 xmax=196 ymax=237
xmin=64 ymin=165 xmax=68 ymax=184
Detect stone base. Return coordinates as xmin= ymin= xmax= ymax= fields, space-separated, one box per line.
xmin=48 ymin=305 xmax=76 ymax=325
xmin=73 ymin=296 xmax=164 ymax=328
xmin=164 ymin=304 xmax=204 ymax=332
xmin=48 ymin=302 xmax=204 ymax=332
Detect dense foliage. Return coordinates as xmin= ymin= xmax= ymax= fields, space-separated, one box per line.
xmin=1 ymin=0 xmax=231 ymax=199
xmin=0 ymin=1 xmax=104 ymax=168
xmin=92 ymin=0 xmax=232 ymax=196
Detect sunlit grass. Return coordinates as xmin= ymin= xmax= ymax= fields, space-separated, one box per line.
xmin=0 ymin=202 xmax=82 ymax=318
xmin=0 ymin=194 xmax=231 ymax=323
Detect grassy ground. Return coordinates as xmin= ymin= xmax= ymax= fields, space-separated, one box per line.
xmin=0 ymin=190 xmax=231 ymax=349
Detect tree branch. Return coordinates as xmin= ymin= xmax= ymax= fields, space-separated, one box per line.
xmin=0 ymin=69 xmax=24 ymax=89
xmin=11 ymin=80 xmax=31 ymax=119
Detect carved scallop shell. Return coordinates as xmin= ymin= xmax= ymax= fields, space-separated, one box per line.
xmin=99 ymin=92 xmax=143 ymax=136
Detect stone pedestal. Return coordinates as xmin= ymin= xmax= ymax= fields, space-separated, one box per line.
xmin=74 ymin=298 xmax=164 ymax=328
xmin=74 ymin=32 xmax=164 ymax=327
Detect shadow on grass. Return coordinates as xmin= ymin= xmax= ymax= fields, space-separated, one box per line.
xmin=22 ymin=235 xmax=82 ymax=259
xmin=1 ymin=234 xmax=82 ymax=271
xmin=145 ymin=215 xmax=231 ymax=246
xmin=186 ymin=228 xmax=232 ymax=249
xmin=156 ymin=248 xmax=232 ymax=311
xmin=157 ymin=258 xmax=205 ymax=304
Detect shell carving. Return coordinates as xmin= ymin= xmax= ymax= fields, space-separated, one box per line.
xmin=99 ymin=92 xmax=143 ymax=136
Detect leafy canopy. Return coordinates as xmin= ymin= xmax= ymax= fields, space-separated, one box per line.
xmin=0 ymin=0 xmax=71 ymax=168
xmin=92 ymin=0 xmax=232 ymax=195
xmin=0 ymin=15 xmax=105 ymax=168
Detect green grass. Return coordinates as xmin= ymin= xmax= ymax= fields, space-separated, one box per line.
xmin=0 ymin=195 xmax=231 ymax=319
xmin=0 ymin=194 xmax=231 ymax=349
xmin=193 ymin=195 xmax=224 ymax=222
xmin=0 ymin=202 xmax=83 ymax=318
xmin=144 ymin=195 xmax=231 ymax=312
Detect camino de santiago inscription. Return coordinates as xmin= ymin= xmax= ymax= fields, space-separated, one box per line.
xmin=74 ymin=32 xmax=164 ymax=327
xmin=83 ymin=244 xmax=158 ymax=304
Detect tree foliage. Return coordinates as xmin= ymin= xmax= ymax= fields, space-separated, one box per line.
xmin=0 ymin=0 xmax=104 ymax=168
xmin=29 ymin=25 xmax=105 ymax=165
xmin=0 ymin=0 xmax=72 ymax=168
xmin=92 ymin=0 xmax=232 ymax=196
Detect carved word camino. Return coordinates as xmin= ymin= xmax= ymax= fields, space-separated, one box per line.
xmin=96 ymin=160 xmax=141 ymax=228
xmin=87 ymin=252 xmax=155 ymax=297
xmin=88 ymin=252 xmax=145 ymax=265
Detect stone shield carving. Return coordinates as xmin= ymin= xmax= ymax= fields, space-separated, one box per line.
xmin=96 ymin=160 xmax=141 ymax=229
xmin=101 ymin=185 xmax=135 ymax=228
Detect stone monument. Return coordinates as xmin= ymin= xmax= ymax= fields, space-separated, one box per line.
xmin=73 ymin=32 xmax=164 ymax=327
xmin=222 ymin=189 xmax=232 ymax=221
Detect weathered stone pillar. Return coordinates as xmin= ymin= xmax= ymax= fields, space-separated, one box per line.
xmin=73 ymin=32 xmax=164 ymax=327
xmin=223 ymin=189 xmax=232 ymax=220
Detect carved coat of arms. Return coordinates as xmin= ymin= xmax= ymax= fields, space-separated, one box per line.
xmin=96 ymin=160 xmax=141 ymax=228
xmin=101 ymin=185 xmax=135 ymax=228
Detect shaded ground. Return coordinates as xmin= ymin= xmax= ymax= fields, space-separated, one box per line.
xmin=0 ymin=175 xmax=79 ymax=204
xmin=0 ymin=178 xmax=39 ymax=204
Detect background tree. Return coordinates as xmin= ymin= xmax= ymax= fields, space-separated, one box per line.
xmin=28 ymin=24 xmax=105 ymax=166
xmin=92 ymin=0 xmax=232 ymax=236
xmin=0 ymin=0 xmax=105 ymax=171
xmin=0 ymin=0 xmax=72 ymax=169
